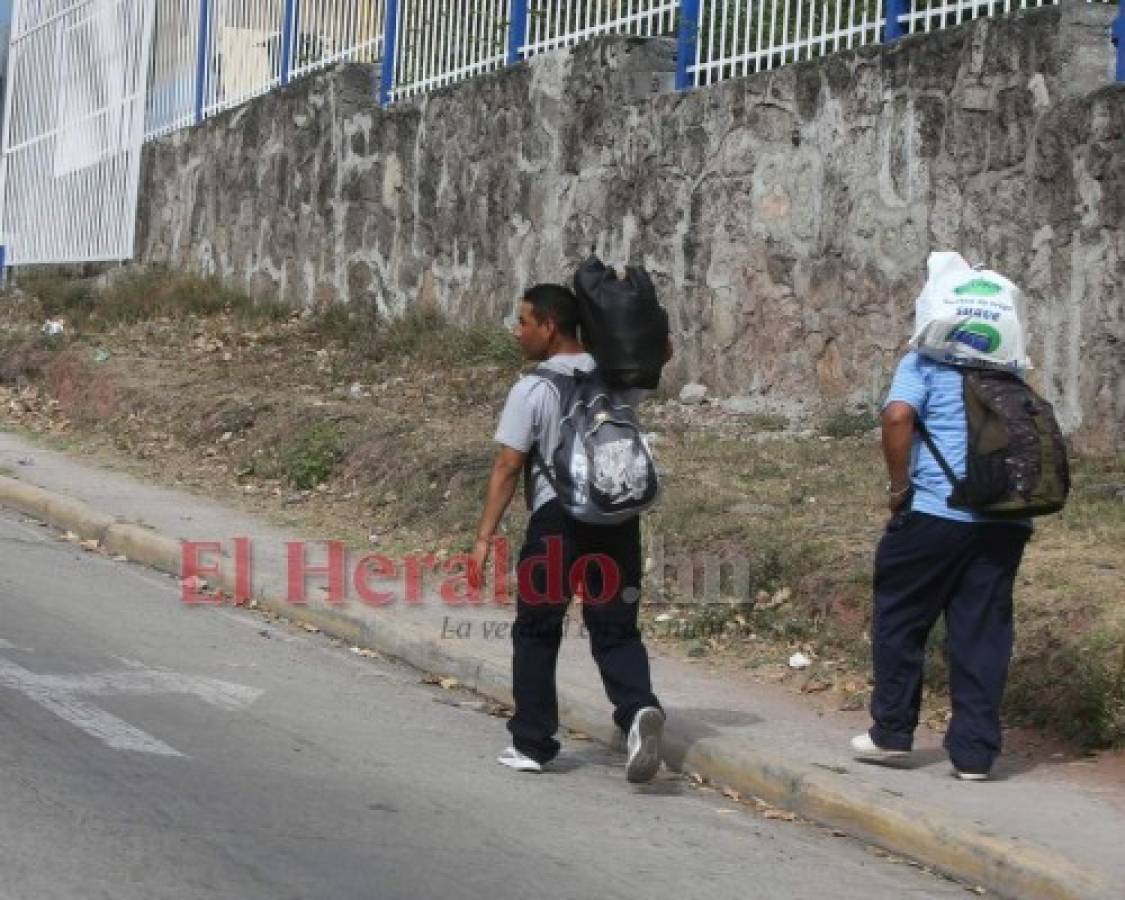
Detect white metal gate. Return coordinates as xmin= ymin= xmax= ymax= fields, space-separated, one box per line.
xmin=0 ymin=0 xmax=156 ymax=265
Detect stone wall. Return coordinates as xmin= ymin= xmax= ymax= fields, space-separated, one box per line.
xmin=136 ymin=3 xmax=1124 ymax=450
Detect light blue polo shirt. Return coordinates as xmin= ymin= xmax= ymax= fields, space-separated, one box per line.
xmin=884 ymin=351 xmax=1027 ymax=525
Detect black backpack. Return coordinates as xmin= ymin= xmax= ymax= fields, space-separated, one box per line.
xmin=573 ymin=255 xmax=670 ymax=390
xmin=526 ymin=366 xmax=660 ymax=524
xmin=917 ymin=368 xmax=1070 ymax=518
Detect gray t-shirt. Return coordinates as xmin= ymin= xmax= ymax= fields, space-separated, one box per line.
xmin=494 ymin=352 xmax=596 ymax=512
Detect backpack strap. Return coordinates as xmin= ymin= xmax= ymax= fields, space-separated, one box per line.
xmin=915 ymin=418 xmax=959 ymax=488
xmin=913 ymin=367 xmax=965 ymax=491
xmin=522 ymin=366 xmax=577 ymax=510
xmin=526 ymin=442 xmax=563 ymax=510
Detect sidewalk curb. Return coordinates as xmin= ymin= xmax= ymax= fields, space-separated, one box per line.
xmin=0 ymin=475 xmax=1114 ymax=900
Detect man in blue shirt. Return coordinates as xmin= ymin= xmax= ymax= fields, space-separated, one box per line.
xmin=851 ymin=350 xmax=1031 ymax=780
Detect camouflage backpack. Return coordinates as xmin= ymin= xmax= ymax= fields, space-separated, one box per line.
xmin=917 ymin=368 xmax=1070 ymax=518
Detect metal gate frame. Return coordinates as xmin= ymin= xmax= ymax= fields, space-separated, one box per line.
xmin=0 ymin=0 xmax=156 ymax=265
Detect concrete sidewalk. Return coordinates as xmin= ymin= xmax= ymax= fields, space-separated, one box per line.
xmin=0 ymin=430 xmax=1121 ymax=900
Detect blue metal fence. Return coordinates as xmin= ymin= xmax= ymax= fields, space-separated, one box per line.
xmin=1114 ymin=0 xmax=1125 ymax=80
xmin=136 ymin=0 xmax=1121 ymax=139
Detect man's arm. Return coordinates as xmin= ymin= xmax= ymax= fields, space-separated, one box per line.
xmin=881 ymin=401 xmax=915 ymax=513
xmin=470 ymin=446 xmax=527 ymax=579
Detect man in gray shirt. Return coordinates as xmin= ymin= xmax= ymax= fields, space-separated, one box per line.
xmin=470 ymin=284 xmax=664 ymax=782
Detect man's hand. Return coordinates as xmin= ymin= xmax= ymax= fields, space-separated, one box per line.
xmin=887 ymin=485 xmax=912 ymax=514
xmin=468 ymin=537 xmax=491 ymax=590
xmin=470 ymin=446 xmax=526 ymax=589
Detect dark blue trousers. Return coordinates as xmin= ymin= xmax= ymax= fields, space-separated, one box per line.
xmin=508 ymin=500 xmax=661 ymax=765
xmin=870 ymin=511 xmax=1029 ymax=773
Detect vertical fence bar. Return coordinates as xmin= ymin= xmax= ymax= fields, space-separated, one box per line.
xmin=1113 ymin=0 xmax=1125 ymax=82
xmin=884 ymin=0 xmax=907 ymax=40
xmin=279 ymin=0 xmax=297 ymax=85
xmin=192 ymin=0 xmax=211 ymax=123
xmin=508 ymin=0 xmax=529 ymax=64
xmin=675 ymin=0 xmax=700 ymax=90
xmin=0 ymin=0 xmax=19 ymax=245
xmin=379 ymin=0 xmax=400 ymax=104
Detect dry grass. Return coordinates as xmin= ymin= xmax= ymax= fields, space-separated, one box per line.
xmin=19 ymin=269 xmax=290 ymax=329
xmin=1 ymin=270 xmax=1122 ymax=748
xmin=641 ymin=410 xmax=1125 ymax=747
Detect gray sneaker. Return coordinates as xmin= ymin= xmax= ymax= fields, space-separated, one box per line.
xmin=625 ymin=707 xmax=665 ymax=783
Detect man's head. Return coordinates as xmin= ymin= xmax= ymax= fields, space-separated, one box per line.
xmin=514 ymin=284 xmax=581 ymax=361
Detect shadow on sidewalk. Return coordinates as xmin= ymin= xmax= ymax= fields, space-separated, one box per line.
xmin=660 ymin=706 xmax=764 ymax=770
xmin=852 ymin=747 xmax=949 ymax=772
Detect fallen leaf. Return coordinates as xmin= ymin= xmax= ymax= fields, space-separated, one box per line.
xmin=759 ymin=586 xmax=792 ymax=610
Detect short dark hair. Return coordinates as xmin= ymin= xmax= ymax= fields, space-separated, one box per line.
xmin=522 ymin=284 xmax=579 ymax=338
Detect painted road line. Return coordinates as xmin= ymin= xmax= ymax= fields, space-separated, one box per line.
xmin=0 ymin=655 xmax=262 ymax=756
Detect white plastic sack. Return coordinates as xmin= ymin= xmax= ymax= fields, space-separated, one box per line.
xmin=909 ymin=252 xmax=1032 ymax=372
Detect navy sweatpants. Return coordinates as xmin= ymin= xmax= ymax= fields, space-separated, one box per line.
xmin=508 ymin=500 xmax=662 ymax=765
xmin=870 ymin=511 xmax=1029 ymax=773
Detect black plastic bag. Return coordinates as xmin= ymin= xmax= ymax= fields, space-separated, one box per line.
xmin=573 ymin=255 xmax=669 ymax=390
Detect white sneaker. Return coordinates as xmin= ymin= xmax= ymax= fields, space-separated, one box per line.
xmin=625 ymin=707 xmax=665 ymax=783
xmin=497 ymin=747 xmax=543 ymax=773
xmin=850 ymin=733 xmax=910 ymax=761
xmin=954 ymin=769 xmax=989 ymax=782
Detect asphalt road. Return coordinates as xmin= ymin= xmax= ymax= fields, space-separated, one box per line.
xmin=0 ymin=508 xmax=964 ymax=900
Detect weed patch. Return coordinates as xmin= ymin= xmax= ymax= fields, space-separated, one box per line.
xmin=310 ymin=305 xmax=521 ymax=371
xmin=748 ymin=413 xmax=790 ymax=432
xmin=280 ymin=422 xmax=347 ymax=490
xmin=19 ymin=269 xmax=289 ymax=331
xmin=821 ymin=406 xmax=878 ymax=438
